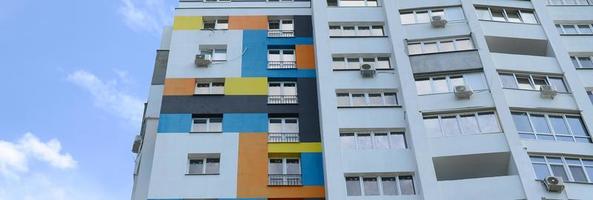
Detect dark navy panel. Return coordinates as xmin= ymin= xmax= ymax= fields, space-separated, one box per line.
xmin=295 ymin=78 xmax=320 ymax=142
xmin=294 ymin=15 xmax=313 ymax=37
xmin=151 ymin=50 xmax=169 ymax=85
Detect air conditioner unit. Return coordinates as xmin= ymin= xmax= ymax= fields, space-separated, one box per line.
xmin=195 ymin=54 xmax=212 ymax=67
xmin=431 ymin=15 xmax=448 ymax=28
xmin=360 ymin=63 xmax=376 ymax=78
xmin=540 ymin=85 xmax=558 ymax=99
xmin=132 ymin=135 xmax=142 ymax=153
xmin=544 ymin=176 xmax=565 ymax=193
xmin=454 ymin=85 xmax=474 ymax=99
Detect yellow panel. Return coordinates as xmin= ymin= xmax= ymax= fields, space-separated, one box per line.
xmin=225 ymin=77 xmax=268 ymax=95
xmin=268 ymin=143 xmax=322 ymax=153
xmin=173 ymin=16 xmax=203 ymax=30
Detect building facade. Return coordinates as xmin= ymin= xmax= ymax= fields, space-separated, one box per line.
xmin=131 ymin=0 xmax=593 ymax=199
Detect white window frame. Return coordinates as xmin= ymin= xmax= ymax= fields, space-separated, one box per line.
xmin=415 ymin=74 xmax=473 ymax=95
xmin=345 ymin=175 xmax=415 ymax=196
xmin=191 ymin=117 xmax=223 ymax=133
xmin=203 ymin=0 xmax=230 ymax=2
xmin=203 ymin=17 xmax=229 ymax=30
xmin=329 ymin=24 xmax=385 ymax=37
xmin=267 ymin=49 xmax=296 ymax=69
xmin=475 ymin=7 xmax=538 ymax=24
xmin=200 ymin=48 xmax=227 ymax=62
xmin=512 ymin=112 xmax=591 ymax=143
xmin=187 ymin=154 xmax=220 ymax=175
xmin=268 ymin=118 xmax=299 ymax=133
xmin=195 ymin=81 xmax=225 ymax=95
xmin=400 ymin=8 xmax=450 ymax=25
xmin=499 ymin=72 xmax=569 ymax=93
xmin=570 ymin=55 xmax=593 ymax=69
xmin=340 ymin=131 xmax=406 ymax=150
xmin=423 ymin=111 xmax=502 ymax=137
xmin=548 ymin=0 xmax=593 ymax=5
xmin=332 ymin=56 xmax=392 ymax=70
xmin=268 ymin=18 xmax=295 ymax=37
xmin=336 ymin=91 xmax=398 ymax=107
xmin=267 ymin=0 xmax=295 ymax=2
xmin=268 ymin=157 xmax=301 ymax=175
xmin=530 ymin=155 xmax=593 ymax=183
xmin=268 ymin=81 xmax=297 ymax=96
xmin=337 ymin=0 xmax=379 ymax=7
xmin=407 ymin=37 xmax=474 ymax=55
xmin=556 ymin=24 xmax=593 ymax=35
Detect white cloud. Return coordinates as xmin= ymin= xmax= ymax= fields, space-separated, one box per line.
xmin=0 ymin=172 xmax=115 ymax=200
xmin=0 ymin=133 xmax=76 ymax=179
xmin=67 ymin=70 xmax=144 ymax=124
xmin=118 ymin=0 xmax=173 ymax=34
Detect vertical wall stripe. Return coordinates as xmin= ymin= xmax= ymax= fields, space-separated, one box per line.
xmin=237 ymin=134 xmax=269 ymax=198
xmin=223 ymin=113 xmax=268 ymax=132
xmin=157 ymin=114 xmax=192 ymax=133
xmin=301 ymin=153 xmax=324 ymax=186
xmin=296 ymin=45 xmax=316 ymax=69
xmin=229 ymin=16 xmax=268 ymax=30
xmin=268 ymin=143 xmax=322 ymax=153
xmin=172 ymin=16 xmax=203 ymax=30
xmin=224 ymin=77 xmax=268 ymax=95
xmin=164 ymin=78 xmax=196 ymax=96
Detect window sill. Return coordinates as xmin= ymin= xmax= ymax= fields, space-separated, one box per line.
xmin=333 ymin=68 xmax=394 ymax=71
xmin=338 ymin=105 xmax=402 ymax=109
xmin=330 ymin=36 xmax=388 ymax=38
xmin=185 ymin=173 xmax=220 ymax=176
xmin=576 ymin=67 xmax=593 ymax=70
xmin=502 ymin=88 xmax=571 ymax=94
xmin=408 ymin=49 xmax=477 ymax=56
xmin=477 ymin=19 xmax=540 ymax=25
xmin=560 ymin=34 xmax=593 ymax=36
xmin=189 ymin=131 xmax=223 ymax=134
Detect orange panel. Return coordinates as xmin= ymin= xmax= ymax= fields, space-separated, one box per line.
xmin=296 ymin=45 xmax=316 ymax=69
xmin=237 ymin=133 xmax=269 ymax=198
xmin=268 ymin=186 xmax=325 ymax=199
xmin=229 ymin=16 xmax=268 ymax=30
xmin=163 ymin=78 xmax=196 ymax=96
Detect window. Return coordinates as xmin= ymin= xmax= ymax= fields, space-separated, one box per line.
xmin=268 ymin=49 xmax=296 ymax=69
xmin=268 ymin=157 xmax=302 ymax=185
xmin=332 ymin=56 xmax=392 ymax=70
xmin=530 ymin=155 xmax=593 ymax=183
xmin=203 ymin=0 xmax=230 ymax=2
xmin=195 ymin=81 xmax=224 ymax=95
xmin=556 ymin=24 xmax=593 ymax=35
xmin=475 ymin=7 xmax=538 ymax=24
xmin=571 ymin=56 xmax=593 ymax=68
xmin=336 ymin=91 xmax=398 ymax=107
xmin=548 ymin=0 xmax=593 ymax=5
xmin=200 ymin=47 xmax=227 ymax=62
xmin=268 ymin=18 xmax=294 ymax=37
xmin=512 ymin=112 xmax=591 ymax=143
xmin=328 ymin=25 xmax=385 ymax=37
xmin=423 ymin=112 xmax=501 ymax=137
xmin=588 ymin=91 xmax=593 ymax=103
xmin=340 ymin=131 xmax=406 ymax=150
xmin=407 ymin=38 xmax=474 ymax=55
xmin=188 ymin=154 xmax=220 ymax=175
xmin=499 ymin=72 xmax=568 ymax=93
xmin=192 ymin=117 xmax=223 ymax=133
xmin=332 ymin=0 xmax=379 ymax=7
xmin=268 ymin=82 xmax=298 ymax=104
xmin=269 ymin=118 xmax=299 ymax=133
xmin=345 ymin=175 xmax=415 ymax=196
xmin=400 ymin=7 xmax=465 ymax=25
xmin=415 ymin=73 xmax=488 ymax=95
xmin=203 ymin=17 xmax=228 ymax=30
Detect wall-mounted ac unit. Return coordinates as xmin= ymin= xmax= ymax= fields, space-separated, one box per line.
xmin=544 ymin=176 xmax=565 ymax=193
xmin=132 ymin=135 xmax=142 ymax=153
xmin=431 ymin=15 xmax=448 ymax=28
xmin=540 ymin=85 xmax=558 ymax=99
xmin=195 ymin=54 xmax=212 ymax=67
xmin=454 ymin=85 xmax=473 ymax=99
xmin=360 ymin=63 xmax=376 ymax=78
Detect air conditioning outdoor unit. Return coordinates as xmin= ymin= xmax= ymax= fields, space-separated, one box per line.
xmin=132 ymin=135 xmax=142 ymax=153
xmin=360 ymin=63 xmax=376 ymax=78
xmin=195 ymin=54 xmax=212 ymax=67
xmin=540 ymin=85 xmax=558 ymax=99
xmin=544 ymin=176 xmax=565 ymax=193
xmin=431 ymin=15 xmax=448 ymax=28
xmin=454 ymin=85 xmax=474 ymax=99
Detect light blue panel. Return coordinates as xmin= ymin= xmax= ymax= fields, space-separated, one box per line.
xmin=242 ymin=30 xmax=316 ymax=78
xmin=301 ymin=153 xmax=324 ymax=186
xmin=157 ymin=114 xmax=192 ymax=133
xmin=222 ymin=113 xmax=268 ymax=132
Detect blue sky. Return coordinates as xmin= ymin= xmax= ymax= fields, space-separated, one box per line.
xmin=0 ymin=0 xmax=176 ymax=199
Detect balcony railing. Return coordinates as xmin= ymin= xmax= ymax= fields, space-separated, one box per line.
xmin=268 ymin=174 xmax=302 ymax=186
xmin=268 ymin=30 xmax=295 ymax=37
xmin=268 ymin=61 xmax=296 ymax=69
xmin=268 ymin=132 xmax=300 ymax=143
xmin=268 ymin=95 xmax=298 ymax=104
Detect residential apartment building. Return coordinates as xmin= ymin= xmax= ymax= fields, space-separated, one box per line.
xmin=131 ymin=0 xmax=593 ymax=199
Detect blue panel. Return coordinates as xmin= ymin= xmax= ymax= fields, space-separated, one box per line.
xmin=223 ymin=113 xmax=268 ymax=132
xmin=242 ymin=30 xmax=316 ymax=78
xmin=301 ymin=153 xmax=324 ymax=186
xmin=157 ymin=114 xmax=192 ymax=133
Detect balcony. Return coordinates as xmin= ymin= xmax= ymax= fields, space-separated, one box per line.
xmin=268 ymin=174 xmax=302 ymax=186
xmin=268 ymin=61 xmax=296 ymax=69
xmin=409 ymin=50 xmax=483 ymax=74
xmin=480 ymin=20 xmax=546 ymax=40
xmin=268 ymin=95 xmax=298 ymax=104
xmin=491 ymin=53 xmax=562 ymax=74
xmin=438 ymin=175 xmax=525 ymax=200
xmin=268 ymin=132 xmax=300 ymax=143
xmin=268 ymin=30 xmax=295 ymax=38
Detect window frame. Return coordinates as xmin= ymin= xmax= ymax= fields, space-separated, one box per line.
xmin=268 ymin=117 xmax=299 ymax=134
xmin=203 ymin=17 xmax=229 ymax=30
xmin=336 ymin=91 xmax=399 ymax=107
xmin=530 ymin=155 xmax=593 ymax=183
xmin=328 ymin=24 xmax=385 ymax=37
xmin=332 ymin=56 xmax=392 ymax=70
xmin=475 ymin=7 xmax=539 ymax=24
xmin=556 ymin=24 xmax=593 ymax=35
xmin=499 ymin=72 xmax=569 ymax=93
xmin=400 ymin=8 xmax=463 ymax=25
xmin=345 ymin=175 xmax=416 ymax=196
xmin=415 ymin=74 xmax=488 ymax=95
xmin=570 ymin=55 xmax=593 ymax=69
xmin=423 ymin=111 xmax=502 ymax=137
xmin=268 ymin=157 xmax=301 ymax=175
xmin=187 ymin=154 xmax=221 ymax=175
xmin=547 ymin=0 xmax=593 ymax=5
xmin=407 ymin=37 xmax=475 ymax=55
xmin=191 ymin=117 xmax=223 ymax=133
xmin=195 ymin=81 xmax=225 ymax=95
xmin=200 ymin=47 xmax=228 ymax=62
xmin=336 ymin=0 xmax=380 ymax=7
xmin=512 ymin=111 xmax=591 ymax=143
xmin=340 ymin=131 xmax=407 ymax=150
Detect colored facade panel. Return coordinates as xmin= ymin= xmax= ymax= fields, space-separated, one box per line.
xmin=294 ymin=16 xmax=313 ymax=37
xmin=228 ymin=16 xmax=268 ymax=30
xmin=301 ymin=153 xmax=324 ymax=186
xmin=163 ymin=78 xmax=196 ymax=96
xmin=225 ymin=77 xmax=268 ymax=95
xmin=296 ymin=45 xmax=316 ymax=69
xmin=237 ymin=134 xmax=269 ymax=198
xmin=172 ymin=16 xmax=203 ymax=30
xmin=157 ymin=114 xmax=192 ymax=133
xmin=223 ymin=113 xmax=268 ymax=132
xmin=268 ymin=143 xmax=322 ymax=153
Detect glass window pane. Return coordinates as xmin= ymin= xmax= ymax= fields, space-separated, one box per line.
xmin=563 ymin=25 xmax=578 ymax=34
xmin=193 ymin=119 xmax=208 ymax=132
xmin=286 ymin=159 xmax=300 ymax=174
xmin=506 ymin=10 xmax=522 ymax=23
xmin=556 ymin=24 xmax=563 ymax=33
xmin=381 ymin=177 xmax=398 ymax=195
xmin=332 ymin=57 xmax=346 ymax=69
xmin=571 ymin=56 xmax=580 ymax=68
xmin=363 ymin=177 xmax=380 ymax=195
xmin=478 ymin=112 xmax=501 ymax=133
xmin=432 ymin=77 xmax=449 ymax=93
xmin=549 ymin=116 xmax=570 ymax=135
xmin=343 ymin=26 xmax=356 ymax=36
xmin=431 ymin=9 xmax=445 ymax=18
xmin=374 ymin=133 xmax=390 ymax=149
xmin=390 ymin=133 xmax=406 ymax=149
xmin=340 ymin=133 xmax=356 ymax=149
xmin=500 ymin=74 xmax=518 ymax=89
xmin=578 ymin=25 xmax=593 ymax=34
xmin=329 ymin=26 xmax=341 ymax=36
xmin=567 ymin=116 xmax=588 ymax=136
xmin=268 ymin=159 xmax=283 ymax=174
xmin=189 ymin=159 xmax=204 ymax=174
xmin=371 ymin=26 xmax=384 ymax=36
xmin=456 ymin=39 xmax=474 ymax=50
xmin=548 ymin=78 xmax=568 ymax=93
xmin=416 ymin=78 xmax=432 ymax=95
xmin=337 ymin=93 xmax=350 ymax=106
xmin=352 ymin=94 xmax=366 ymax=106
xmin=578 ymin=57 xmax=593 ymax=68
xmin=531 ymin=114 xmax=551 ymax=133
xmin=368 ymin=93 xmax=383 ymax=105
xmin=521 ymin=11 xmax=538 ymax=24
xmin=347 ymin=58 xmax=360 ymax=69
xmin=586 ymin=167 xmax=593 ymax=182
xmin=205 ymin=158 xmax=220 ymax=174
xmin=213 ymin=49 xmax=227 ymax=60
xmin=516 ymin=75 xmax=533 ymax=90
xmin=357 ymin=26 xmax=371 ymax=36
xmin=442 ymin=116 xmax=461 ymax=136
xmin=513 ymin=112 xmax=533 ymax=132
xmin=408 ymin=43 xmax=422 ymax=55
xmin=445 ymin=7 xmax=465 ymax=21
xmin=476 ymin=8 xmax=491 ymax=20
xmin=384 ymin=93 xmax=397 ymax=105
xmin=439 ymin=41 xmax=455 ymax=52
xmin=551 ymin=165 xmax=569 ymax=181
xmin=533 ymin=163 xmax=551 ymax=179
xmin=399 ymin=176 xmax=415 ymax=195
xmin=357 ymin=133 xmax=373 ymax=150
xmin=424 ymin=117 xmax=442 ymax=137
xmin=532 ymin=76 xmax=548 ymax=91
xmin=377 ymin=57 xmax=390 ymax=69
xmin=401 ymin=12 xmax=415 ymax=24
xmin=450 ymin=76 xmax=465 ymax=88
xmin=416 ymin=11 xmax=430 ymax=23
xmin=423 ymin=42 xmax=438 ymax=53
xmin=460 ymin=114 xmax=480 ymax=135
xmin=491 ymin=9 xmax=506 ymax=21
xmin=346 ymin=177 xmax=362 ymax=196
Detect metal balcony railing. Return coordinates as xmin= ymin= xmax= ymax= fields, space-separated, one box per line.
xmin=268 ymin=132 xmax=300 ymax=143
xmin=267 ymin=95 xmax=298 ymax=104
xmin=268 ymin=174 xmax=302 ymax=186
xmin=268 ymin=30 xmax=295 ymax=37
xmin=268 ymin=61 xmax=296 ymax=69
